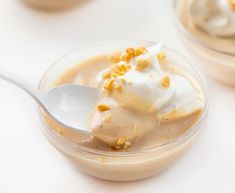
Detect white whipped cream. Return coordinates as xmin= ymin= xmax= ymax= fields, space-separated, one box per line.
xmin=189 ymin=0 xmax=235 ymax=37
xmin=96 ymin=44 xmax=203 ymax=120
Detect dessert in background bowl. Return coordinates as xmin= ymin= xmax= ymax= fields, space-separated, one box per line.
xmin=173 ymin=0 xmax=235 ymax=85
xmin=39 ymin=40 xmax=208 ymax=181
xmin=23 ymin=0 xmax=83 ymax=10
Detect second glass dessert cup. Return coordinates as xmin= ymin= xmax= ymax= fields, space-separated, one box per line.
xmin=23 ymin=0 xmax=82 ymax=10
xmin=173 ymin=0 xmax=235 ymax=85
xmin=38 ymin=40 xmax=208 ymax=181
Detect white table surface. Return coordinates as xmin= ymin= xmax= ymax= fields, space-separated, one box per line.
xmin=0 ymin=0 xmax=235 ymax=192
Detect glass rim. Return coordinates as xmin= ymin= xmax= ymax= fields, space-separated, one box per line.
xmin=37 ymin=40 xmax=209 ymax=157
xmin=172 ymin=0 xmax=235 ymax=57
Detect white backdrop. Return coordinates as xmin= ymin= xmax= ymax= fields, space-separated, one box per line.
xmin=0 ymin=0 xmax=234 ymax=192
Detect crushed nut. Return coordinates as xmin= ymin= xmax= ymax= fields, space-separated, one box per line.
xmin=121 ymin=54 xmax=132 ymax=62
xmin=135 ymin=47 xmax=147 ymax=56
xmin=104 ymin=47 xmax=149 ymax=92
xmin=107 ymin=64 xmax=130 ymax=79
xmin=118 ymin=63 xmax=131 ymax=71
xmin=104 ymin=79 xmax=114 ymax=91
xmin=135 ymin=58 xmax=152 ymax=71
xmin=125 ymin=48 xmax=135 ymax=57
xmin=229 ymin=0 xmax=235 ymax=10
xmin=102 ymin=63 xmax=131 ymax=91
xmin=116 ymin=137 xmax=127 ymax=146
xmin=161 ymin=76 xmax=171 ymax=88
xmin=157 ymin=52 xmax=167 ymax=61
xmin=97 ymin=104 xmax=110 ymax=111
xmin=115 ymin=137 xmax=131 ymax=149
xmin=114 ymin=83 xmax=122 ymax=91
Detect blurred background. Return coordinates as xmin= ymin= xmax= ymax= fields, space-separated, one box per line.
xmin=0 ymin=0 xmax=234 ymax=193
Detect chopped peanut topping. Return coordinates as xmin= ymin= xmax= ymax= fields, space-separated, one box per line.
xmin=97 ymin=104 xmax=110 ymax=111
xmin=229 ymin=0 xmax=235 ymax=10
xmin=114 ymin=83 xmax=122 ymax=91
xmin=108 ymin=46 xmax=148 ymax=65
xmin=161 ymin=76 xmax=171 ymax=88
xmin=104 ymin=79 xmax=114 ymax=91
xmin=115 ymin=137 xmax=131 ymax=149
xmin=121 ymin=54 xmax=132 ymax=62
xmin=119 ymin=64 xmax=131 ymax=71
xmin=116 ymin=137 xmax=128 ymax=146
xmin=125 ymin=48 xmax=135 ymax=57
xmin=102 ymin=63 xmax=131 ymax=91
xmin=120 ymin=47 xmax=148 ymax=62
xmin=135 ymin=47 xmax=147 ymax=56
xmin=157 ymin=52 xmax=167 ymax=61
xmin=104 ymin=47 xmax=149 ymax=92
xmin=135 ymin=58 xmax=152 ymax=71
xmin=108 ymin=64 xmax=130 ymax=78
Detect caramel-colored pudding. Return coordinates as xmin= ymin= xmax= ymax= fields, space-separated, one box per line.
xmin=43 ymin=49 xmax=203 ymax=152
xmin=39 ymin=42 xmax=207 ymax=181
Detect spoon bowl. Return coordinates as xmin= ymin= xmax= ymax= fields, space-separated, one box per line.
xmin=41 ymin=84 xmax=100 ymax=134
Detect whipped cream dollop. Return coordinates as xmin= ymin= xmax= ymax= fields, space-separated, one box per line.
xmin=189 ymin=0 xmax=235 ymax=37
xmin=96 ymin=44 xmax=203 ymax=121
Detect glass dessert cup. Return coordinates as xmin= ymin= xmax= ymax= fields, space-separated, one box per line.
xmin=173 ymin=0 xmax=235 ymax=85
xmin=22 ymin=0 xmax=82 ymax=11
xmin=38 ymin=40 xmax=208 ymax=181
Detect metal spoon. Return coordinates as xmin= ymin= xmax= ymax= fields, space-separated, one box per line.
xmin=0 ymin=72 xmax=100 ymax=134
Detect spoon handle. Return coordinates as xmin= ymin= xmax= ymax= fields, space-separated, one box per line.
xmin=0 ymin=71 xmax=43 ymax=105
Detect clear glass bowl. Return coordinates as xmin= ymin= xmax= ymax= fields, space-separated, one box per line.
xmin=23 ymin=0 xmax=81 ymax=10
xmin=173 ymin=0 xmax=235 ymax=85
xmin=38 ymin=40 xmax=208 ymax=181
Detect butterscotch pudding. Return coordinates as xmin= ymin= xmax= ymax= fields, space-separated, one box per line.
xmin=23 ymin=0 xmax=82 ymax=10
xmin=174 ymin=0 xmax=235 ymax=85
xmin=39 ymin=41 xmax=208 ymax=181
